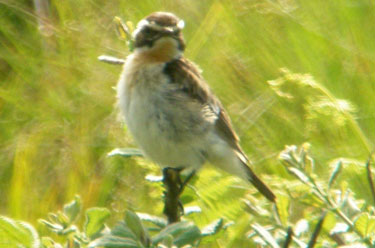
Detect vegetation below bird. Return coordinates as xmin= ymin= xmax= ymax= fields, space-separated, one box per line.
xmin=0 ymin=0 xmax=375 ymax=247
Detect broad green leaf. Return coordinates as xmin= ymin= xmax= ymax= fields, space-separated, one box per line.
xmin=136 ymin=213 xmax=167 ymax=228
xmin=152 ymin=221 xmax=199 ymax=245
xmin=124 ymin=211 xmax=149 ymax=245
xmin=180 ymin=194 xmax=195 ymax=205
xmin=184 ymin=206 xmax=201 ymax=216
xmin=0 ymin=216 xmax=40 ymax=248
xmin=201 ymin=218 xmax=223 ymax=236
xmin=173 ymin=224 xmax=201 ymax=246
xmin=354 ymin=213 xmax=375 ymax=237
xmin=111 ymin=221 xmax=137 ymax=240
xmin=180 ymin=185 xmax=198 ymax=205
xmin=88 ymin=235 xmax=140 ymax=248
xmin=299 ymin=192 xmax=324 ymax=208
xmin=322 ymin=212 xmax=336 ymax=233
xmin=63 ymin=195 xmax=81 ymax=223
xmin=162 ymin=234 xmax=173 ymax=247
xmin=275 ymin=194 xmax=290 ymax=226
xmin=107 ymin=148 xmax=143 ymax=158
xmin=84 ymin=208 xmax=111 ymax=238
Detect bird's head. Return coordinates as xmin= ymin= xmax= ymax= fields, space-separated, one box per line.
xmin=133 ymin=12 xmax=185 ymax=62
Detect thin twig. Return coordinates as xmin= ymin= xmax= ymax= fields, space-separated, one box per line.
xmin=330 ymin=233 xmax=345 ymax=246
xmin=98 ymin=55 xmax=125 ymax=65
xmin=307 ymin=212 xmax=326 ymax=248
xmin=282 ymin=227 xmax=293 ymax=248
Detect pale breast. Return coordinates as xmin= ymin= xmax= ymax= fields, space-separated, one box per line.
xmin=117 ymin=57 xmax=209 ymax=169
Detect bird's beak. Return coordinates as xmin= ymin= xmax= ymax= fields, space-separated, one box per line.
xmin=160 ymin=27 xmax=178 ymax=38
xmin=163 ymin=27 xmax=174 ymax=33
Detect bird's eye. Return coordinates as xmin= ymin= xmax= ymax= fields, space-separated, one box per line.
xmin=143 ymin=27 xmax=157 ymax=36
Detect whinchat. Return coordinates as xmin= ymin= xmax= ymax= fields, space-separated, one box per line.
xmin=116 ymin=12 xmax=275 ymax=202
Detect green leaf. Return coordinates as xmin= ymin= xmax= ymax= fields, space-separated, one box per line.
xmin=179 ymin=194 xmax=195 ymax=205
xmin=201 ymin=218 xmax=224 ymax=236
xmin=84 ymin=208 xmax=111 ymax=238
xmin=56 ymin=211 xmax=70 ymax=227
xmin=136 ymin=213 xmax=167 ymax=228
xmin=0 ymin=216 xmax=40 ymax=248
xmin=63 ymin=195 xmax=81 ymax=223
xmin=61 ymin=225 xmax=78 ymax=235
xmin=161 ymin=234 xmax=173 ymax=247
xmin=111 ymin=221 xmax=137 ymax=240
xmin=251 ymin=223 xmax=280 ymax=248
xmin=107 ymin=148 xmax=143 ymax=158
xmin=41 ymin=237 xmax=63 ymax=248
xmin=39 ymin=219 xmax=64 ymax=232
xmin=173 ymin=224 xmax=201 ymax=246
xmin=88 ymin=235 xmax=140 ymax=248
xmin=328 ymin=160 xmax=342 ymax=188
xmin=152 ymin=221 xmax=201 ymax=246
xmin=124 ymin=210 xmax=149 ymax=245
xmin=184 ymin=206 xmax=201 ymax=216
xmin=322 ymin=212 xmax=336 ymax=233
xmin=354 ymin=213 xmax=375 ymax=237
xmin=275 ymin=194 xmax=290 ymax=226
xmin=287 ymin=167 xmax=309 ymax=184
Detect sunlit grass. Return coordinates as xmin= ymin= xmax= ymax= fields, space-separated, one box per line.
xmin=1 ymin=0 xmax=374 ymax=246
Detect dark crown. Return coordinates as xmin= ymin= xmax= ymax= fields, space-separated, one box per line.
xmin=146 ymin=12 xmax=180 ymax=27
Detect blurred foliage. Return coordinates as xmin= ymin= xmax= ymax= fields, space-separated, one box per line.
xmin=3 ymin=145 xmax=375 ymax=247
xmin=1 ymin=195 xmax=226 ymax=248
xmin=0 ymin=0 xmax=375 ymax=247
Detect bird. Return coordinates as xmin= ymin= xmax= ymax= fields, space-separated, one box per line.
xmin=116 ymin=12 xmax=275 ymax=202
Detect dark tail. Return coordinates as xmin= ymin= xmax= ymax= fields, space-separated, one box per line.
xmin=243 ymin=162 xmax=276 ymax=202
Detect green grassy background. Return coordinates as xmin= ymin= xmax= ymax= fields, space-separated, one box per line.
xmin=1 ymin=0 xmax=374 ymax=246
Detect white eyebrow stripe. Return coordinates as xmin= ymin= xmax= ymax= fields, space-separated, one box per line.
xmin=133 ymin=19 xmax=149 ymax=37
xmin=137 ymin=19 xmax=149 ymax=28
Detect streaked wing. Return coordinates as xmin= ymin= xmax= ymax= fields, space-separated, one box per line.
xmin=163 ymin=57 xmax=275 ymax=202
xmin=163 ymin=57 xmax=246 ymax=158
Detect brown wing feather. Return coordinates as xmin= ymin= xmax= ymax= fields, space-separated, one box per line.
xmin=163 ymin=57 xmax=275 ymax=202
xmin=163 ymin=57 xmax=246 ymax=157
